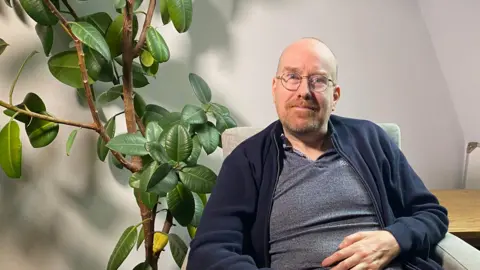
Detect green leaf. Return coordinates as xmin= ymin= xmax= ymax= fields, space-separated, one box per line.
xmin=4 ymin=92 xmax=47 ymax=123
xmin=106 ymin=14 xmax=139 ymax=57
xmin=189 ymin=73 xmax=212 ymax=104
xmin=66 ymin=129 xmax=78 ymax=156
xmin=214 ymin=112 xmax=237 ymax=133
xmin=145 ymin=162 xmax=171 ymax=192
xmin=85 ymin=47 xmax=112 ymax=82
xmin=48 ymin=51 xmax=95 ymax=88
xmin=185 ymin=136 xmax=201 ymax=165
xmin=157 ymin=112 xmax=182 ymax=130
xmin=97 ymin=85 xmax=123 ymax=106
xmin=79 ymin=12 xmax=113 ymax=36
xmin=140 ymin=50 xmax=154 ymax=68
xmin=97 ymin=116 xmax=116 ymax=161
xmin=139 ymin=191 xmax=158 ymax=209
xmin=167 ymin=183 xmax=194 ymax=226
xmin=106 ymin=133 xmax=148 ymax=156
xmin=166 ymin=0 xmax=192 ymax=33
xmin=133 ymin=71 xmax=149 ymax=88
xmin=107 ymin=225 xmax=138 ymax=270
xmin=142 ymin=61 xmax=159 ymax=77
xmin=145 ymin=122 xmax=162 ymax=142
xmin=0 ymin=38 xmax=8 ymax=56
xmin=179 ymin=165 xmax=216 ymax=194
xmin=26 ymin=112 xmax=59 ymax=148
xmin=110 ymin=153 xmax=124 ymax=169
xmin=134 ymin=93 xmax=147 ymax=117
xmin=169 ymin=233 xmax=188 ymax=268
xmin=181 ymin=104 xmax=207 ymax=125
xmin=149 ymin=170 xmax=178 ymax=196
xmin=197 ymin=122 xmax=220 ymax=155
xmin=136 ymin=226 xmax=144 ymax=250
xmin=113 ymin=0 xmax=125 ymax=10
xmin=129 ymin=161 xmax=157 ymax=189
xmin=190 ymin=192 xmax=204 ymax=227
xmin=142 ymin=104 xmax=169 ymax=126
xmin=159 ymin=0 xmax=170 ymax=25
xmin=35 ymin=24 xmax=53 ymax=56
xmin=114 ymin=57 xmax=145 ymax=75
xmin=0 ymin=121 xmax=22 ymax=178
xmin=145 ymin=142 xmax=169 ymax=164
xmin=198 ymin=193 xmax=207 ymax=206
xmin=164 ymin=124 xmax=192 ymax=162
xmin=70 ymin=21 xmax=111 ymax=61
xmin=146 ymin=27 xmax=170 ymax=63
xmin=133 ymin=262 xmax=153 ymax=270
xmin=19 ymin=0 xmax=59 ymax=26
xmin=133 ymin=0 xmax=144 ymax=10
xmin=209 ymin=102 xmax=229 ymax=116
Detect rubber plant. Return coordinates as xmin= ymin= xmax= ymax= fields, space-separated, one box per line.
xmin=0 ymin=0 xmax=237 ymax=269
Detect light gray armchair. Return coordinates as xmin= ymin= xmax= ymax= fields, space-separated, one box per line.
xmin=182 ymin=124 xmax=480 ymax=270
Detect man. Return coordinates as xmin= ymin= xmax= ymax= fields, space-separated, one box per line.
xmin=187 ymin=38 xmax=448 ymax=270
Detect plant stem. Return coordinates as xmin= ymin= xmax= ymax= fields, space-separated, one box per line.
xmin=9 ymin=50 xmax=38 ymax=105
xmin=157 ymin=210 xmax=173 ymax=257
xmin=123 ymin=1 xmax=157 ymax=269
xmin=61 ymin=0 xmax=79 ymax=20
xmin=42 ymin=0 xmax=140 ymax=173
xmin=133 ymin=0 xmax=156 ymax=57
xmin=0 ymin=100 xmax=97 ymax=130
xmin=136 ymin=113 xmax=146 ymax=136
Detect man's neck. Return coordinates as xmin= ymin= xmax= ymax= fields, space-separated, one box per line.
xmin=283 ymin=127 xmax=332 ymax=160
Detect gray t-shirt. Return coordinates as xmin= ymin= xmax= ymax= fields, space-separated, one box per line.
xmin=269 ymin=143 xmax=403 ymax=270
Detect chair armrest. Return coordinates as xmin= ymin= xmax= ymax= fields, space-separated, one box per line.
xmin=435 ymin=232 xmax=480 ymax=270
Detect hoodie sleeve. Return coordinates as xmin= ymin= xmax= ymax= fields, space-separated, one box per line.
xmin=187 ymin=148 xmax=271 ymax=270
xmin=381 ymin=132 xmax=449 ymax=259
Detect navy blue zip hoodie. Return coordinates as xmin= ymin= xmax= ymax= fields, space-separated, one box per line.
xmin=188 ymin=115 xmax=449 ymax=270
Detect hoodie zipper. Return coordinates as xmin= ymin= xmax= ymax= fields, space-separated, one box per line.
xmin=263 ymin=133 xmax=281 ymax=266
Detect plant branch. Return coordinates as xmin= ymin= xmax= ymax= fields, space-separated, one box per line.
xmin=9 ymin=50 xmax=38 ymax=105
xmin=133 ymin=0 xmax=156 ymax=57
xmin=60 ymin=0 xmax=78 ymax=20
xmin=0 ymin=100 xmax=97 ymax=130
xmin=157 ymin=210 xmax=173 ymax=257
xmin=42 ymin=0 xmax=140 ymax=173
xmin=136 ymin=113 xmax=146 ymax=136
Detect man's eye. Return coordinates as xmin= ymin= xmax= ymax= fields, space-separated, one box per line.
xmin=286 ymin=73 xmax=300 ymax=80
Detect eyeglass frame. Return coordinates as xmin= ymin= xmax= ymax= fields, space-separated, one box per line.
xmin=275 ymin=72 xmax=336 ymax=92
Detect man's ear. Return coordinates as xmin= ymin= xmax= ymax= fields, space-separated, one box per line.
xmin=272 ymin=77 xmax=277 ymax=100
xmin=332 ymin=85 xmax=341 ymax=111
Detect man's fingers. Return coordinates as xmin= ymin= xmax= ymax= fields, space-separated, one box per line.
xmin=350 ymin=262 xmax=371 ymax=270
xmin=322 ymin=246 xmax=355 ymax=267
xmin=330 ymin=252 xmax=365 ymax=270
xmin=339 ymin=231 xmax=367 ymax=249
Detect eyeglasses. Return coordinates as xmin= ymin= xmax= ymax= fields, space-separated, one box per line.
xmin=276 ymin=73 xmax=335 ymax=92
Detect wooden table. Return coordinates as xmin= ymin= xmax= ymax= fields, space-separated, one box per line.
xmin=430 ymin=189 xmax=480 ymax=247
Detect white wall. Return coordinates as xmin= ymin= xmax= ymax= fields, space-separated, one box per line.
xmin=0 ymin=0 xmax=466 ymax=269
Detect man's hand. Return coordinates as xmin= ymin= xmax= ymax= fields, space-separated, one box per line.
xmin=321 ymin=231 xmax=401 ymax=270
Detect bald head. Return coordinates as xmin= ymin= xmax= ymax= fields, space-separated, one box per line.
xmin=276 ymin=38 xmax=338 ymax=82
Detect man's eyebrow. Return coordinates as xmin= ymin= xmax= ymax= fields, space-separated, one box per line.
xmin=282 ymin=66 xmax=301 ymax=73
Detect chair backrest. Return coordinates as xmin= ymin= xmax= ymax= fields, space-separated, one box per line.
xmin=221 ymin=123 xmax=401 ymax=158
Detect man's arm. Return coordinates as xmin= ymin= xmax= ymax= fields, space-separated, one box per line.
xmin=187 ymin=149 xmax=270 ymax=270
xmin=382 ymin=133 xmax=449 ymax=259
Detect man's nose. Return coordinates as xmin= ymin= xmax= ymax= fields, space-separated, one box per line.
xmin=296 ymin=78 xmax=312 ymax=96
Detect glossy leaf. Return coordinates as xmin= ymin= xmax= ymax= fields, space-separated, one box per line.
xmin=35 ymin=24 xmax=53 ymax=56
xmin=187 ymin=224 xmax=196 ymax=239
xmin=145 ymin=162 xmax=171 ymax=191
xmin=114 ymin=57 xmax=145 ymax=75
xmin=190 ymin=192 xmax=204 ymax=227
xmin=167 ymin=183 xmax=194 ymax=226
xmin=70 ymin=21 xmax=111 ymax=61
xmin=66 ymin=129 xmax=78 ymax=156
xmin=136 ymin=226 xmax=144 ymax=250
xmin=0 ymin=38 xmax=8 ymax=56
xmin=79 ymin=12 xmax=112 ymax=36
xmin=133 ymin=71 xmax=149 ymax=88
xmin=4 ymin=92 xmax=46 ymax=123
xmin=189 ymin=73 xmax=212 ymax=104
xmin=145 ymin=142 xmax=169 ymax=164
xmin=133 ymin=0 xmax=143 ymax=10
xmin=113 ymin=0 xmax=125 ymax=10
xmin=139 ymin=191 xmax=158 ymax=209
xmin=48 ymin=51 xmax=94 ymax=88
xmin=26 ymin=112 xmax=59 ymax=148
xmin=166 ymin=0 xmax=192 ymax=33
xmin=181 ymin=104 xmax=207 ymax=125
xmin=198 ymin=193 xmax=207 ymax=206
xmin=129 ymin=161 xmax=157 ymax=190
xmin=97 ymin=85 xmax=123 ymax=106
xmin=106 ymin=133 xmax=148 ymax=156
xmin=134 ymin=93 xmax=147 ymax=117
xmin=0 ymin=121 xmax=22 ymax=178
xmin=143 ymin=61 xmax=159 ymax=77
xmin=107 ymin=225 xmax=138 ymax=270
xmin=145 ymin=122 xmax=163 ymax=142
xmin=157 ymin=112 xmax=182 ymax=131
xmin=214 ymin=112 xmax=237 ymax=133
xmin=140 ymin=50 xmax=154 ymax=67
xmin=179 ymin=165 xmax=216 ymax=194
xmin=185 ymin=136 xmax=201 ymax=165
xmin=153 ymin=232 xmax=169 ymax=254
xmin=133 ymin=262 xmax=153 ymax=270
xmin=110 ymin=153 xmax=124 ymax=169
xmin=159 ymin=0 xmax=170 ymax=25
xmin=169 ymin=233 xmax=188 ymax=268
xmin=142 ymin=104 xmax=169 ymax=126
xmin=164 ymin=124 xmax=192 ymax=162
xmin=84 ymin=47 xmax=106 ymax=81
xmin=19 ymin=0 xmax=59 ymax=26
xmin=97 ymin=116 xmax=116 ymax=161
xmin=149 ymin=170 xmax=178 ymax=196
xmin=146 ymin=27 xmax=170 ymax=63
xmin=197 ymin=122 xmax=220 ymax=155
xmin=106 ymin=14 xmax=139 ymax=57
xmin=209 ymin=102 xmax=229 ymax=116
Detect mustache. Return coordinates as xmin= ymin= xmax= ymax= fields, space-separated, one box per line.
xmin=286 ymin=100 xmax=319 ymax=110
